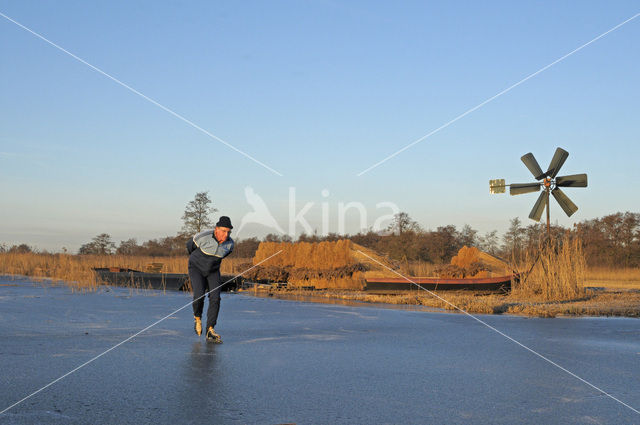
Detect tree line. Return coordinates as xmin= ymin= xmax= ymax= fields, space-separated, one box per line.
xmin=64 ymin=211 xmax=640 ymax=269
xmin=3 ymin=191 xmax=638 ymax=268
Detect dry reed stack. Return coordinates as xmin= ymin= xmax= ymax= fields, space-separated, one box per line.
xmin=436 ymin=246 xmax=510 ymax=278
xmin=247 ymin=240 xmax=395 ymax=290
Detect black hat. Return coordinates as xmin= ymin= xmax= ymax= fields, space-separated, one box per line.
xmin=216 ymin=216 xmax=233 ymax=229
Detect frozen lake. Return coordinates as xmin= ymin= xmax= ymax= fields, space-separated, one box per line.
xmin=1 ymin=277 xmax=639 ymax=424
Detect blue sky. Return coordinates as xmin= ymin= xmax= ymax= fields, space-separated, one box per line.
xmin=1 ymin=1 xmax=639 ymax=251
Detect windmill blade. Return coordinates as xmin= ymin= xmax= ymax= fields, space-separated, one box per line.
xmin=521 ymin=153 xmax=545 ymax=180
xmin=556 ymin=173 xmax=587 ymax=188
xmin=528 ymin=191 xmax=547 ymax=221
xmin=552 ymin=188 xmax=578 ymax=217
xmin=546 ymin=147 xmax=569 ymax=178
xmin=510 ymin=183 xmax=541 ymax=195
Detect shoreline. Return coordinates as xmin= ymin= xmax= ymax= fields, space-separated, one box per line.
xmin=239 ymin=287 xmax=640 ymax=319
xmin=2 ymin=273 xmax=639 ymax=318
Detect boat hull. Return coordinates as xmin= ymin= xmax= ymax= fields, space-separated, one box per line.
xmin=93 ymin=268 xmax=242 ymax=292
xmin=365 ymin=275 xmax=513 ymax=292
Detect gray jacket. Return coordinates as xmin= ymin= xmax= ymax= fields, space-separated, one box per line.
xmin=187 ymin=230 xmax=234 ymax=275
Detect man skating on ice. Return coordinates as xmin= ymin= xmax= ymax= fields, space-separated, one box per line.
xmin=186 ymin=216 xmax=234 ymax=342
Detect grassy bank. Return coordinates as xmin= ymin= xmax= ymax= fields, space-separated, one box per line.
xmin=247 ymin=287 xmax=640 ymax=318
xmin=246 ymin=237 xmax=639 ymax=318
xmin=0 ymin=252 xmax=246 ymax=290
xmin=2 ymin=251 xmax=638 ymax=317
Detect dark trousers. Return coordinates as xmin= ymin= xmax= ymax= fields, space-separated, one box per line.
xmin=189 ymin=265 xmax=221 ymax=330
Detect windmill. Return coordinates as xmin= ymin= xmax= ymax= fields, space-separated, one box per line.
xmin=490 ymin=147 xmax=588 ymax=239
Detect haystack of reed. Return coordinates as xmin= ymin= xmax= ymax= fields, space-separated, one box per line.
xmin=253 ymin=240 xmax=354 ymax=269
xmin=248 ymin=240 xmax=385 ymax=290
xmin=435 ymin=246 xmax=510 ymax=278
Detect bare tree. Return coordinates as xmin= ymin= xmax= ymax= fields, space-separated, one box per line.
xmin=182 ymin=191 xmax=217 ymax=235
xmin=502 ymin=217 xmax=524 ymax=259
xmin=78 ymin=234 xmax=115 ymax=255
xmin=8 ymin=244 xmax=32 ymax=254
xmin=479 ymin=230 xmax=499 ymax=255
xmin=458 ymin=224 xmax=478 ymax=248
xmin=387 ymin=212 xmax=421 ymax=235
xmin=116 ymin=238 xmax=139 ymax=255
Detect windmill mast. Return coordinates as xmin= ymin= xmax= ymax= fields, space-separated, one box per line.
xmin=543 ymin=177 xmax=551 ymax=241
xmin=545 ymin=185 xmax=550 ymax=240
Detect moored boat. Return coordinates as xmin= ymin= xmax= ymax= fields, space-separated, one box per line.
xmin=365 ymin=275 xmax=515 ymax=292
xmin=93 ymin=268 xmax=242 ymax=292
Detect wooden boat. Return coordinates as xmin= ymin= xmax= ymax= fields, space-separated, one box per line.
xmin=365 ymin=275 xmax=515 ymax=292
xmin=93 ymin=268 xmax=243 ymax=292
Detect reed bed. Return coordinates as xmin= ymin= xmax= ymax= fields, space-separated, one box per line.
xmin=0 ymin=252 xmax=247 ymax=289
xmin=399 ymin=261 xmax=439 ymax=278
xmin=255 ymin=237 xmax=638 ymax=317
xmin=584 ymin=266 xmax=640 ymax=289
xmin=512 ymin=235 xmax=585 ymax=300
xmin=3 ymin=248 xmax=637 ymax=317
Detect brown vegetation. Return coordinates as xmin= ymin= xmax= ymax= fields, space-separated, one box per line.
xmin=0 ymin=252 xmax=246 ymax=290
xmin=576 ymin=212 xmax=640 ymax=267
xmin=435 ymin=246 xmax=490 ymax=278
xmin=253 ymin=287 xmax=639 ymax=318
xmin=245 ymin=240 xmax=372 ymax=290
xmin=246 ymin=240 xmax=414 ymax=289
xmin=398 ymin=261 xmax=439 ymax=278
xmin=246 ymin=234 xmax=639 ymax=317
xmin=253 ymin=240 xmax=354 ymax=269
xmin=584 ymin=266 xmax=640 ymax=289
xmin=3 ymin=208 xmax=639 ymax=317
xmin=512 ymin=235 xmax=585 ymax=301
